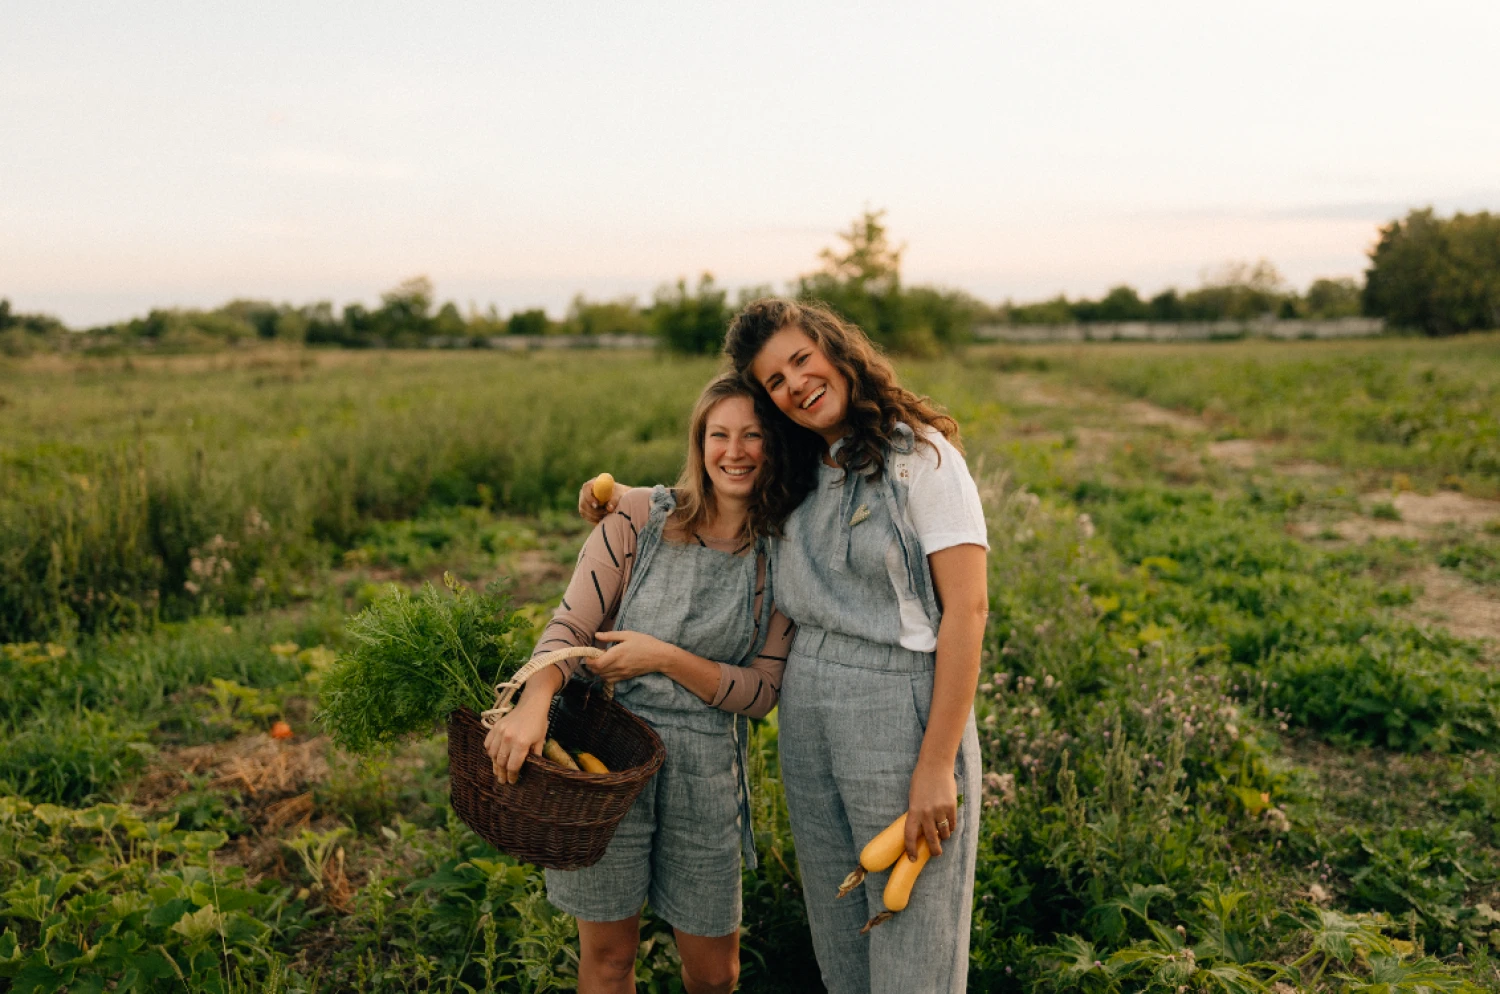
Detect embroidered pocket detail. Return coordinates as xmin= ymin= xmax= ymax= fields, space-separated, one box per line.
xmin=850 ymin=504 xmax=871 ymax=527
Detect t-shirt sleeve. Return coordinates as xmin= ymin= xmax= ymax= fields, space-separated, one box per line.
xmin=901 ymin=431 xmax=989 ymax=554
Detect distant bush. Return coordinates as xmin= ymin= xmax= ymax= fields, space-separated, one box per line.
xmin=1365 ymin=207 xmax=1500 ymax=335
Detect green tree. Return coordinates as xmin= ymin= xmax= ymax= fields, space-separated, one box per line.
xmin=1304 ymin=277 xmax=1362 ymax=319
xmin=1181 ymin=259 xmax=1288 ymax=321
xmin=505 ymin=308 xmax=551 ymax=337
xmin=373 ymin=276 xmax=435 ymax=345
xmin=651 ymin=274 xmax=728 ymax=354
xmin=564 ymin=294 xmax=647 ymax=336
xmin=1364 ymin=208 xmax=1500 ymax=335
xmin=797 ymin=208 xmax=903 ymax=345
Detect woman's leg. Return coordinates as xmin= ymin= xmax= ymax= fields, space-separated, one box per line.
xmin=577 ymin=916 xmax=642 ymax=994
xmin=675 ymin=928 xmax=740 ymax=994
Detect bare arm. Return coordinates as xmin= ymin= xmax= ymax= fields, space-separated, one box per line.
xmin=905 ymin=543 xmax=988 ymax=858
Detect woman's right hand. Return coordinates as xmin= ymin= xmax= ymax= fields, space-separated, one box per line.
xmin=483 ymin=693 xmax=552 ymax=785
xmin=578 ymin=476 xmax=627 ymax=524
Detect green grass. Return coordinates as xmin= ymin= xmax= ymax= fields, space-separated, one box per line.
xmin=996 ymin=333 xmax=1500 ymax=494
xmin=3 ymin=340 xmax=1500 ymax=992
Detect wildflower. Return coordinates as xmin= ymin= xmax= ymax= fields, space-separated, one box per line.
xmin=1307 ymin=883 xmax=1331 ymax=905
xmin=1077 ymin=513 xmax=1095 ymax=539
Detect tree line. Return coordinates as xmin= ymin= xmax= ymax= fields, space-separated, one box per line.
xmin=3 ymin=207 xmax=1497 ymax=358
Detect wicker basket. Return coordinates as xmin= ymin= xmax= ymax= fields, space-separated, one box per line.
xmin=447 ymin=647 xmax=665 ymax=869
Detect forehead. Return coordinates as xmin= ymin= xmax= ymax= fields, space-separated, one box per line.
xmin=750 ymin=325 xmax=816 ymax=379
xmin=705 ymin=394 xmax=759 ymax=426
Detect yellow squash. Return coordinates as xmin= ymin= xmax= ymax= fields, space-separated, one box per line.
xmin=592 ymin=473 xmax=615 ymax=505
xmin=836 ymin=812 xmax=908 ymax=899
xmin=575 ymin=751 xmax=610 ymax=774
xmin=882 ymin=838 xmax=931 ymax=912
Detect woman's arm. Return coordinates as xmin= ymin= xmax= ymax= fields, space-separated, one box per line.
xmin=579 ymin=476 xmax=634 ymax=524
xmin=904 ymin=543 xmax=988 ymax=859
xmin=485 ymin=493 xmax=642 ymax=783
xmin=591 ymin=603 xmax=792 ymax=718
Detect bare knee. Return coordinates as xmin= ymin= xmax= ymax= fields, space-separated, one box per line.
xmin=579 ymin=918 xmax=641 ymax=986
xmin=678 ymin=933 xmax=739 ymax=994
xmin=587 ymin=943 xmax=637 ymax=983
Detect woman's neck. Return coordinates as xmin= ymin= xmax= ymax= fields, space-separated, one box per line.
xmin=697 ymin=494 xmax=750 ymax=542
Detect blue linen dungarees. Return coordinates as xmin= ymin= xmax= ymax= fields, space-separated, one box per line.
xmin=776 ymin=426 xmax=983 ymax=994
xmin=545 ymin=487 xmax=769 ymax=937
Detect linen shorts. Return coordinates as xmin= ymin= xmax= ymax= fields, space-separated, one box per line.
xmin=545 ymin=719 xmax=744 ymax=937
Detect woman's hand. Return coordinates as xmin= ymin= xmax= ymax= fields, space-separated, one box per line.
xmin=483 ymin=691 xmax=551 ymax=786
xmin=588 ymin=630 xmax=680 ymax=682
xmin=578 ymin=477 xmax=627 ymax=524
xmin=905 ymin=759 xmax=959 ymax=859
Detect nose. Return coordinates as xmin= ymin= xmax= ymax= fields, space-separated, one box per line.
xmin=725 ymin=434 xmax=746 ymax=459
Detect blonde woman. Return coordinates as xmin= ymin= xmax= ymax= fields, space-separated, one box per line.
xmin=487 ymin=373 xmax=808 ymax=994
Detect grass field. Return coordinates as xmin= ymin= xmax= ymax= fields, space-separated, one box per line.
xmin=3 ymin=336 xmax=1500 ymax=992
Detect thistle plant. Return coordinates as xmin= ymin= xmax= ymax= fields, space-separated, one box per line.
xmin=316 ymin=573 xmax=530 ymax=754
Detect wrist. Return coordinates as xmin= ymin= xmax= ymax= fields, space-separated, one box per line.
xmin=914 ymin=749 xmax=957 ymax=777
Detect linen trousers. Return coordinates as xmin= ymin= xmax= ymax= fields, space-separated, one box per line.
xmin=779 ymin=627 xmax=981 ymax=994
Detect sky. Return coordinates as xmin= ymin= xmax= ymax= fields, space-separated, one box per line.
xmin=3 ymin=1 xmax=1498 ymax=327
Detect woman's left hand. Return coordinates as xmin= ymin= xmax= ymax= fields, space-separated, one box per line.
xmin=905 ymin=759 xmax=959 ymax=859
xmin=588 ymin=630 xmax=678 ymax=682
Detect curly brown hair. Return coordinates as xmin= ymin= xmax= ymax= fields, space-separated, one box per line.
xmin=722 ymin=297 xmax=960 ymax=481
xmin=670 ymin=372 xmax=818 ymax=543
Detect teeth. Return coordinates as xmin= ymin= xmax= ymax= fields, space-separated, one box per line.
xmin=801 ymin=386 xmax=826 ymax=410
xmin=721 ymin=467 xmax=752 ymax=476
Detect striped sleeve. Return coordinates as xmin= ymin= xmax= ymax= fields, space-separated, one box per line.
xmin=530 ymin=488 xmax=649 ymax=677
xmin=709 ymin=553 xmax=793 ymax=720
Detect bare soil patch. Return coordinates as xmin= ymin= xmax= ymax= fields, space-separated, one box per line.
xmin=1409 ymin=566 xmax=1500 ymax=647
xmin=1384 ymin=490 xmax=1500 ymax=529
xmin=1292 ymin=518 xmax=1427 ymax=542
xmin=1123 ymin=400 xmax=1206 ymax=433
xmin=1206 ymin=438 xmax=1267 ymax=468
xmin=136 ymin=733 xmax=329 ymax=809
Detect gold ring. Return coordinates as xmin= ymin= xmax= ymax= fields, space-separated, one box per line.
xmin=937 ymin=818 xmax=950 ymax=831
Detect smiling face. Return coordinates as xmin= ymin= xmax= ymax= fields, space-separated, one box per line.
xmin=701 ymin=395 xmax=765 ymax=502
xmin=748 ymin=324 xmax=849 ymax=445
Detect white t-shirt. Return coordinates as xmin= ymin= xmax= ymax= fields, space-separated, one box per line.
xmin=885 ymin=429 xmax=989 ymax=652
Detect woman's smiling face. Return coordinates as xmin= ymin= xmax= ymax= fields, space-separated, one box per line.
xmin=749 ymin=325 xmax=849 ymax=444
xmin=702 ymin=395 xmax=764 ymax=500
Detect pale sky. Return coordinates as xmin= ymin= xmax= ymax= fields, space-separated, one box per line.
xmin=3 ymin=1 xmax=1498 ymax=327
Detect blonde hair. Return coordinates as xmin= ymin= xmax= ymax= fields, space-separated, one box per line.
xmin=669 ymin=372 xmax=813 ymax=543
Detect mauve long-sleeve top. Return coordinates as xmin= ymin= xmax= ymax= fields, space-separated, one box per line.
xmin=531 ymin=488 xmax=793 ymax=719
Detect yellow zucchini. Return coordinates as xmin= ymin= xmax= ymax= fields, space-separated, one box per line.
xmin=859 ymin=812 xmax=909 ymax=872
xmin=575 ymin=751 xmax=610 ymax=774
xmin=882 ymin=837 xmax=931 ymax=912
xmin=837 ymin=811 xmax=910 ymax=899
xmin=592 ymin=473 xmax=615 ymax=505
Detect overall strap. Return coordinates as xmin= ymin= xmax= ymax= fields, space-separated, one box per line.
xmin=612 ymin=486 xmax=676 ymax=624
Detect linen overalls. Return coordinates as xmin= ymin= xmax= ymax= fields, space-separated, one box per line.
xmin=776 ymin=426 xmax=983 ymax=994
xmin=545 ymin=487 xmax=769 ymax=938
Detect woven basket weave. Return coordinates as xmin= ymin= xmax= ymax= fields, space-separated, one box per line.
xmin=447 ymin=647 xmax=665 ymax=869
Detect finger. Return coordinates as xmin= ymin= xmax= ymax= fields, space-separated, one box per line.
xmin=904 ymin=815 xmax=923 ymax=860
xmin=505 ymin=741 xmax=529 ymax=783
xmin=594 ymin=631 xmax=627 ymax=643
xmin=922 ymin=817 xmax=944 ymax=859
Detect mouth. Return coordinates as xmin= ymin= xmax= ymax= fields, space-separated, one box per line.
xmin=799 ymin=385 xmax=827 ymax=411
xmin=718 ymin=466 xmax=755 ymax=480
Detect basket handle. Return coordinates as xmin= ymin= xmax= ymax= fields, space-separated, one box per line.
xmin=480 ymin=645 xmax=607 ymax=729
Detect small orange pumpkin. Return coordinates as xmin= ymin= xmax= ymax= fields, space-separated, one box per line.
xmin=270 ymin=720 xmax=294 ymax=740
